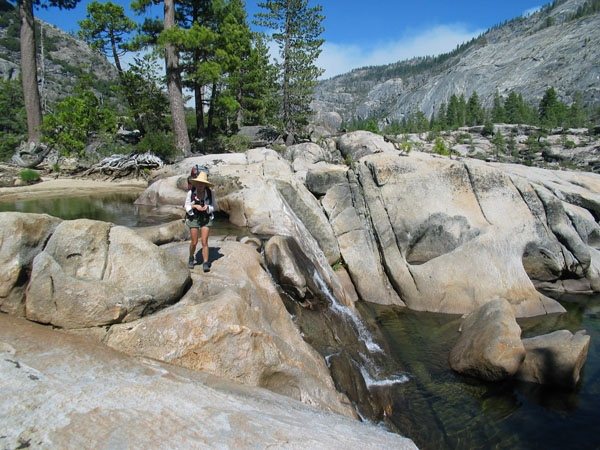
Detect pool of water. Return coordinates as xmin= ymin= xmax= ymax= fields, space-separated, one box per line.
xmin=357 ymin=293 xmax=600 ymax=450
xmin=0 ymin=193 xmax=183 ymax=227
xmin=0 ymin=192 xmax=253 ymax=236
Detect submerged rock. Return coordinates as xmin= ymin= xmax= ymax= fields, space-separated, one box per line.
xmin=0 ymin=314 xmax=417 ymax=449
xmin=515 ymin=330 xmax=591 ymax=388
xmin=449 ymin=299 xmax=525 ymax=381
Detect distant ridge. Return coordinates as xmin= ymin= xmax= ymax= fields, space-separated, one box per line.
xmin=313 ymin=0 xmax=600 ymax=125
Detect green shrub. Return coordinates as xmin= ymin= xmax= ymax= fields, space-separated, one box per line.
xmin=400 ymin=141 xmax=412 ymax=153
xmin=433 ymin=137 xmax=449 ymax=155
xmin=0 ymin=132 xmax=21 ymax=162
xmin=481 ymin=121 xmax=494 ymax=137
xmin=19 ymin=169 xmax=40 ymax=184
xmin=136 ymin=132 xmax=177 ymax=160
xmin=221 ymin=135 xmax=252 ymax=153
xmin=42 ymin=88 xmax=117 ymax=156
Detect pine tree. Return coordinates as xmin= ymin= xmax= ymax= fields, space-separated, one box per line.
xmin=568 ymin=91 xmax=586 ymax=128
xmin=78 ymin=1 xmax=137 ymax=77
xmin=254 ymin=0 xmax=325 ymax=143
xmin=458 ymin=93 xmax=467 ymax=127
xmin=446 ymin=94 xmax=460 ymax=129
xmin=504 ymin=91 xmax=522 ymax=124
xmin=539 ymin=87 xmax=568 ymax=128
xmin=132 ymin=0 xmax=191 ymax=156
xmin=436 ymin=102 xmax=447 ymax=129
xmin=491 ymin=90 xmax=505 ymax=124
xmin=466 ymin=91 xmax=483 ymax=126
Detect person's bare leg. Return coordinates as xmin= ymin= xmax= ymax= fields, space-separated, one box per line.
xmin=189 ymin=227 xmax=199 ymax=267
xmin=201 ymin=226 xmax=210 ymax=271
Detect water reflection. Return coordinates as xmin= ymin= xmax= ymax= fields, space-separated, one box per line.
xmin=358 ymin=295 xmax=600 ymax=450
xmin=0 ymin=193 xmax=181 ymax=227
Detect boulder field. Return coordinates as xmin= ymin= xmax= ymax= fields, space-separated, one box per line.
xmin=142 ymin=131 xmax=600 ymax=317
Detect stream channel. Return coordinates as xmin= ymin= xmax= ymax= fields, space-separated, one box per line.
xmin=1 ymin=192 xmax=598 ymax=450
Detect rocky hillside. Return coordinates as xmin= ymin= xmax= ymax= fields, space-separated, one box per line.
xmin=313 ymin=0 xmax=600 ymax=124
xmin=0 ymin=0 xmax=120 ymax=106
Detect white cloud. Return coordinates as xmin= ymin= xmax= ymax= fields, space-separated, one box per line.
xmin=316 ymin=24 xmax=483 ymax=80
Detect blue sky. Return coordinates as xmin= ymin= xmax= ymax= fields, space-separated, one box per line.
xmin=37 ymin=0 xmax=544 ymax=79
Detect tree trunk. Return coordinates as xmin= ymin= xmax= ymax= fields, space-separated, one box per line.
xmin=110 ymin=29 xmax=124 ymax=76
xmin=164 ymin=0 xmax=191 ymax=157
xmin=207 ymin=80 xmax=217 ymax=137
xmin=19 ymin=0 xmax=43 ymax=144
xmin=194 ymin=80 xmax=205 ymax=138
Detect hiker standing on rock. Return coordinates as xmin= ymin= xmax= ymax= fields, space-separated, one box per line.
xmin=185 ymin=171 xmax=215 ymax=272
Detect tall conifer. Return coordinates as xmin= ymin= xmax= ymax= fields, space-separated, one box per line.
xmin=254 ymin=0 xmax=324 ymax=143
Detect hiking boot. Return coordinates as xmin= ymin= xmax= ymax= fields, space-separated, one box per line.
xmin=188 ymin=257 xmax=195 ymax=269
xmin=203 ymin=262 xmax=210 ymax=273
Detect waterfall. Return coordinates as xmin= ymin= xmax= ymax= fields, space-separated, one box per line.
xmin=312 ymin=269 xmax=408 ymax=387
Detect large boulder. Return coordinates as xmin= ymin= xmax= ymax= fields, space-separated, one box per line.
xmin=338 ymin=131 xmax=397 ymax=161
xmin=351 ymin=151 xmax=568 ymax=316
xmin=515 ymin=330 xmax=591 ymax=388
xmin=134 ymin=219 xmax=189 ymax=245
xmin=449 ymin=298 xmax=526 ymax=381
xmin=305 ymin=164 xmax=349 ymax=196
xmin=25 ymin=219 xmax=190 ymax=328
xmin=140 ymin=150 xmax=344 ymax=299
xmin=104 ymin=241 xmax=355 ymax=418
xmin=283 ymin=142 xmax=332 ymax=177
xmin=0 ymin=212 xmax=61 ymax=316
xmin=0 ymin=314 xmax=417 ymax=449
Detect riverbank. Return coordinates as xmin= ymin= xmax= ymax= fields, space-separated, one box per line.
xmin=0 ymin=177 xmax=147 ymax=202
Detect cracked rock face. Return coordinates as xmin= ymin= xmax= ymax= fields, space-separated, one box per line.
xmin=0 ymin=314 xmax=417 ymax=449
xmin=103 ymin=240 xmax=356 ymax=419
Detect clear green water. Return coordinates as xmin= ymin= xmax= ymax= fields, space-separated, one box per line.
xmin=0 ymin=193 xmax=180 ymax=227
xmin=0 ymin=193 xmax=245 ymax=234
xmin=358 ymin=294 xmax=600 ymax=450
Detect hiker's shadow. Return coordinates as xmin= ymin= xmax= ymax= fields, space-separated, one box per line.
xmin=195 ymin=247 xmax=224 ymax=265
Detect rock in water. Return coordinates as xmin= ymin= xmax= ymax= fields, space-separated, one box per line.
xmin=449 ymin=298 xmax=525 ymax=381
xmin=515 ymin=330 xmax=591 ymax=388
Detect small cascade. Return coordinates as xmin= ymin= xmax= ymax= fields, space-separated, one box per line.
xmin=312 ymin=269 xmax=383 ymax=354
xmin=312 ymin=269 xmax=408 ymax=388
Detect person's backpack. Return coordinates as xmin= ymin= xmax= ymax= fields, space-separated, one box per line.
xmin=187 ymin=164 xmax=210 ymax=190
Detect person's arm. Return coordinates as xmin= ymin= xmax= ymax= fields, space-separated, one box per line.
xmin=205 ymin=189 xmax=214 ymax=215
xmin=184 ymin=190 xmax=194 ymax=214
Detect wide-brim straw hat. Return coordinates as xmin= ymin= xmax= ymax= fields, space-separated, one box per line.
xmin=189 ymin=171 xmax=215 ymax=187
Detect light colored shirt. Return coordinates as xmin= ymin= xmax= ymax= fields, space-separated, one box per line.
xmin=184 ymin=188 xmax=215 ymax=219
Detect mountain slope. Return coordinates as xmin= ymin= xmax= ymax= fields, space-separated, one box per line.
xmin=313 ymin=0 xmax=600 ymax=125
xmin=0 ymin=1 xmax=120 ymax=107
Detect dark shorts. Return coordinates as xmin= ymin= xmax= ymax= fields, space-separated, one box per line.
xmin=186 ymin=215 xmax=213 ymax=228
